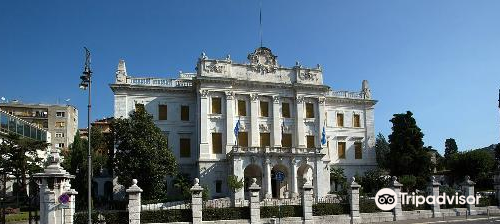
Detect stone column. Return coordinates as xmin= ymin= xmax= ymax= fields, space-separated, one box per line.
xmin=290 ymin=159 xmax=298 ymax=198
xmin=427 ymin=176 xmax=441 ymax=218
xmin=191 ymin=178 xmax=204 ymax=224
xmin=250 ymin=94 xmax=260 ymax=147
xmin=233 ymin=158 xmax=245 ymax=202
xmin=199 ymin=90 xmax=210 ymax=159
xmin=295 ymin=96 xmax=306 ymax=147
xmin=249 ymin=178 xmax=262 ymax=224
xmin=272 ymin=96 xmax=282 ymax=147
xmin=226 ymin=91 xmax=235 ymax=151
xmin=461 ymin=176 xmax=476 ymax=215
xmin=302 ymin=179 xmax=314 ymax=224
xmin=264 ymin=159 xmax=272 ymax=199
xmin=126 ymin=179 xmax=143 ymax=224
xmin=391 ymin=176 xmax=403 ymax=221
xmin=493 ymin=170 xmax=500 ymax=206
xmin=349 ymin=177 xmax=361 ymax=224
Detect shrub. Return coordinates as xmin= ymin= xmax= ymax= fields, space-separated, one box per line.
xmin=202 ymin=207 xmax=250 ymax=221
xmin=478 ymin=195 xmax=498 ymax=207
xmin=313 ymin=203 xmax=349 ymax=216
xmin=260 ymin=205 xmax=302 ymax=218
xmin=359 ymin=198 xmax=381 ymax=213
xmin=141 ymin=209 xmax=192 ymax=223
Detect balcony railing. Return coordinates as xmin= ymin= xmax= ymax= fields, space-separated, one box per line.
xmin=128 ymin=77 xmax=193 ymax=87
xmin=327 ymin=90 xmax=364 ymax=99
xmin=230 ymin=146 xmax=322 ymax=155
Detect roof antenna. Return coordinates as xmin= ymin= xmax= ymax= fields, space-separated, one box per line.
xmin=259 ymin=0 xmax=263 ymax=48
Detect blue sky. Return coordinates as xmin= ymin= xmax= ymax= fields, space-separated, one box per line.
xmin=1 ymin=0 xmax=499 ymax=153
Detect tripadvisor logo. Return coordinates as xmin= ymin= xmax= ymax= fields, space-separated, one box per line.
xmin=374 ymin=188 xmax=481 ymax=211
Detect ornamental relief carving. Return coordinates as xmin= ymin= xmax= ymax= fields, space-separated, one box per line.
xmin=296 ymin=96 xmax=304 ymax=104
xmin=200 ymin=90 xmax=209 ymax=97
xmin=259 ymin=123 xmax=270 ymax=132
xmin=273 ymin=96 xmax=280 ymax=103
xmin=204 ymin=62 xmax=225 ymax=73
xmin=225 ymin=91 xmax=235 ymax=100
xmin=250 ymin=93 xmax=259 ymax=101
xmin=299 ymin=70 xmax=319 ymax=81
xmin=247 ymin=47 xmax=278 ymax=74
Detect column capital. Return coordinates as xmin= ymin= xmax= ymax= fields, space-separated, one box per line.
xmin=200 ymin=89 xmax=209 ymax=98
xmin=391 ymin=176 xmax=403 ymax=188
xmin=318 ymin=97 xmax=326 ymax=104
xmin=225 ymin=91 xmax=235 ymax=100
xmin=273 ymin=95 xmax=280 ymax=104
xmin=250 ymin=93 xmax=259 ymax=101
xmin=296 ymin=95 xmax=304 ymax=104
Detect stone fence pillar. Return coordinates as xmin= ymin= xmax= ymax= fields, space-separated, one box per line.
xmin=427 ymin=176 xmax=441 ymax=218
xmin=248 ymin=178 xmax=261 ymax=224
xmin=126 ymin=179 xmax=143 ymax=224
xmin=302 ymin=179 xmax=314 ymax=224
xmin=349 ymin=177 xmax=361 ymax=224
xmin=461 ymin=176 xmax=476 ymax=215
xmin=191 ymin=178 xmax=204 ymax=224
xmin=493 ymin=170 xmax=500 ymax=206
xmin=391 ymin=176 xmax=403 ymax=221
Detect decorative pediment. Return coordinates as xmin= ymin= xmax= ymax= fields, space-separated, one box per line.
xmin=298 ymin=70 xmax=319 ymax=82
xmin=247 ymin=47 xmax=278 ymax=73
xmin=204 ymin=61 xmax=225 ymax=73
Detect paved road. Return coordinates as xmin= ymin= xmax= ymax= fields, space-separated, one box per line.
xmin=372 ymin=215 xmax=500 ymax=224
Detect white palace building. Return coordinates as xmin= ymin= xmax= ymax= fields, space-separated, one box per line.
xmin=110 ymin=47 xmax=377 ymax=200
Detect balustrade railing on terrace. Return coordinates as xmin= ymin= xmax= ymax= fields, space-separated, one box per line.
xmin=230 ymin=146 xmax=322 ymax=155
xmin=327 ymin=90 xmax=364 ymax=99
xmin=260 ymin=198 xmax=302 ymax=206
xmin=128 ymin=77 xmax=193 ymax=87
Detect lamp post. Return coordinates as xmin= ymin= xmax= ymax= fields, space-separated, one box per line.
xmin=79 ymin=47 xmax=92 ymax=224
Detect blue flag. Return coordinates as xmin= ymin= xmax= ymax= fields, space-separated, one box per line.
xmin=321 ymin=126 xmax=326 ymax=145
xmin=234 ymin=118 xmax=241 ymax=137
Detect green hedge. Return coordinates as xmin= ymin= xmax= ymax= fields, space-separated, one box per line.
xmin=260 ymin=205 xmax=302 ymax=218
xmin=478 ymin=195 xmax=498 ymax=207
xmin=359 ymin=199 xmax=381 ymax=213
xmin=141 ymin=209 xmax=192 ymax=223
xmin=74 ymin=211 xmax=129 ymax=224
xmin=202 ymin=207 xmax=250 ymax=221
xmin=313 ymin=203 xmax=349 ymax=216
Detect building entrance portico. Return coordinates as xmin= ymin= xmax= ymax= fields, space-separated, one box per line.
xmin=229 ymin=146 xmax=326 ymax=201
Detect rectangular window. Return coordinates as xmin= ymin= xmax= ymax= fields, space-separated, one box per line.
xmin=212 ymin=97 xmax=222 ymax=114
xmin=215 ymin=180 xmax=222 ymax=193
xmin=306 ymin=135 xmax=315 ymax=148
xmin=337 ymin=113 xmax=344 ymax=127
xmin=55 ymin=132 xmax=64 ymax=138
xmin=180 ymin=138 xmax=191 ymax=158
xmin=355 ymin=142 xmax=362 ymax=159
xmin=181 ymin=106 xmax=189 ymax=121
xmin=238 ymin=132 xmax=248 ymax=147
xmin=260 ymin=101 xmax=269 ymax=117
xmin=55 ymin=121 xmax=65 ymax=127
xmin=56 ymin=143 xmax=65 ymax=148
xmin=338 ymin=142 xmax=346 ymax=159
xmin=282 ymin=133 xmax=292 ymax=148
xmin=238 ymin=100 xmax=247 ymax=116
xmin=212 ymin=133 xmax=223 ymax=154
xmin=282 ymin=102 xmax=291 ymax=118
xmin=260 ymin=133 xmax=270 ymax=147
xmin=158 ymin=105 xmax=168 ymax=120
xmin=305 ymin=103 xmax=314 ymax=118
xmin=353 ymin=114 xmax=361 ymax=127
xmin=56 ymin=111 xmax=66 ymax=117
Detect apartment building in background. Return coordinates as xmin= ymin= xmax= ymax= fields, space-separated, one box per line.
xmin=0 ymin=101 xmax=78 ymax=150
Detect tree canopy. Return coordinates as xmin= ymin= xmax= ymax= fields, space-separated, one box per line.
xmin=444 ymin=138 xmax=458 ymax=160
xmin=112 ymin=106 xmax=177 ymax=200
xmin=387 ymin=111 xmax=433 ymax=186
xmin=375 ymin=133 xmax=390 ymax=169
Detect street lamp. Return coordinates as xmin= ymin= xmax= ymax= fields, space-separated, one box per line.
xmin=79 ymin=47 xmax=92 ymax=224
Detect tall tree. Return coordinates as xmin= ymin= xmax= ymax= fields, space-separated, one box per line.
xmin=444 ymin=138 xmax=459 ymax=160
xmin=494 ymin=144 xmax=500 ymax=168
xmin=375 ymin=133 xmax=390 ymax=169
xmin=112 ymin=106 xmax=177 ymax=200
xmin=387 ymin=111 xmax=432 ymax=182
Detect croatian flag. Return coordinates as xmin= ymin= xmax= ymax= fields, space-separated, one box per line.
xmin=234 ymin=118 xmax=241 ymax=138
xmin=321 ymin=126 xmax=326 ymax=145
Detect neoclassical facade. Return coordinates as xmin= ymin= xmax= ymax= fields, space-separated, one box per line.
xmin=110 ymin=47 xmax=377 ymax=200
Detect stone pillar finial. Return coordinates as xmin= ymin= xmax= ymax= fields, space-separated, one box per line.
xmin=191 ymin=178 xmax=204 ymax=224
xmin=126 ymin=179 xmax=143 ymax=224
xmin=391 ymin=176 xmax=403 ymax=221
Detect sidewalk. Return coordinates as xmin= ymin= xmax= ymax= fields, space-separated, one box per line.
xmin=372 ymin=215 xmax=500 ymax=224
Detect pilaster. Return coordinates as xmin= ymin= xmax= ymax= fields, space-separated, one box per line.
xmin=272 ymin=96 xmax=281 ymax=147
xmin=199 ymin=90 xmax=210 ymax=159
xmin=226 ymin=91 xmax=235 ymax=151
xmin=250 ymin=94 xmax=260 ymax=147
xmin=296 ymin=96 xmax=305 ymax=147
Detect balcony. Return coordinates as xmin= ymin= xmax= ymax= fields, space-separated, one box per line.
xmin=128 ymin=77 xmax=193 ymax=87
xmin=229 ymin=146 xmax=323 ymax=156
